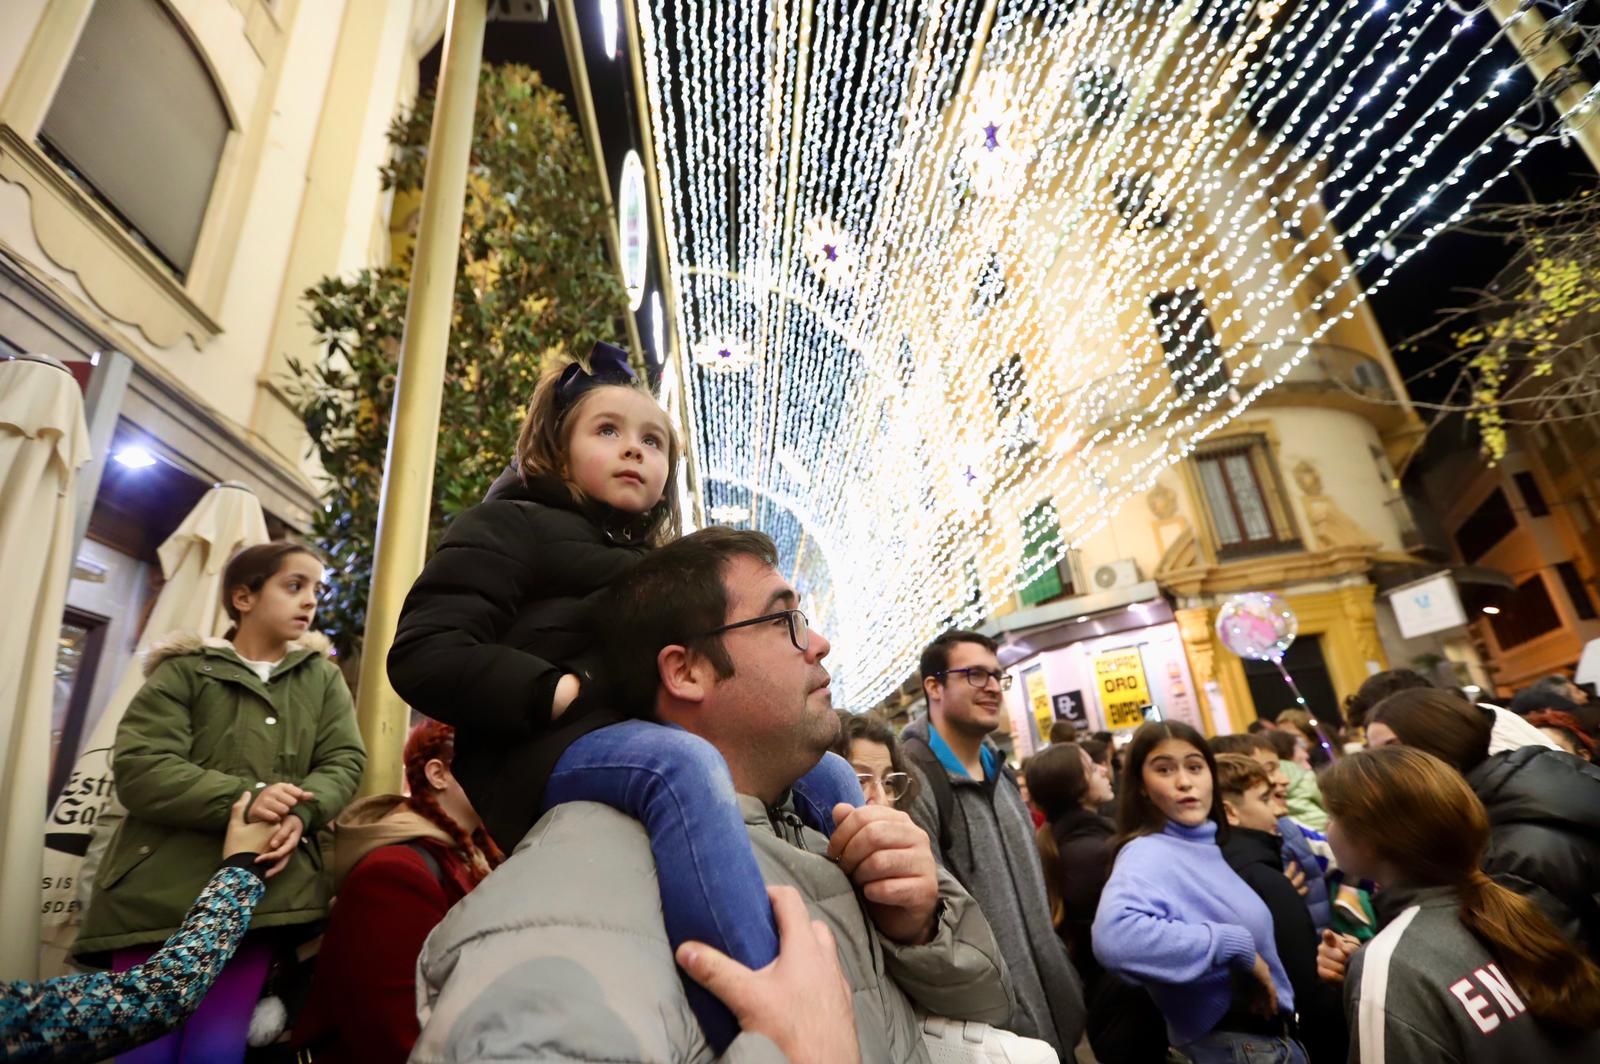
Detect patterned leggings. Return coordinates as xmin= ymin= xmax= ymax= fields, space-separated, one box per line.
xmin=111 ymin=936 xmax=272 ymax=1064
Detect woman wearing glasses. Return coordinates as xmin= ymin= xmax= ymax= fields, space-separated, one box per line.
xmin=831 ymin=712 xmax=920 ymax=812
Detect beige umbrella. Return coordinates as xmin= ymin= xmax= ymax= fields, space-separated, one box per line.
xmin=0 ymin=354 xmax=92 ymax=980
xmin=38 ymin=480 xmax=268 ymax=975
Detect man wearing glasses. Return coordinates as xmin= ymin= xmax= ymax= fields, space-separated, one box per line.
xmin=410 ymin=530 xmax=1017 ymax=1064
xmin=902 ymin=631 xmax=1087 ymax=1058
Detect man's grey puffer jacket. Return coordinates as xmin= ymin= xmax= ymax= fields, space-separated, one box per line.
xmin=409 ymin=793 xmax=1015 ymax=1062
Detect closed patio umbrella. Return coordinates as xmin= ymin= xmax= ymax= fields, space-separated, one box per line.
xmin=38 ymin=480 xmax=268 ymax=975
xmin=0 ymin=353 xmax=92 ymax=980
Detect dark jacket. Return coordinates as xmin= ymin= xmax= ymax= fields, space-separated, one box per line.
xmin=1045 ymin=808 xmax=1115 ymax=971
xmin=1346 ymin=883 xmax=1600 ymax=1062
xmin=1220 ymin=826 xmax=1347 ymax=1064
xmin=388 ymin=471 xmax=649 ymax=849
xmin=901 ymin=718 xmax=1087 ymax=1056
xmin=1465 ymin=745 xmax=1600 ymax=960
xmin=78 ymin=634 xmax=365 ymax=955
xmin=1046 ymin=809 xmax=1168 ymax=1064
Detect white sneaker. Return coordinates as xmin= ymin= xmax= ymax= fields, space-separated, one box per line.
xmin=919 ymin=1014 xmax=1061 ymax=1064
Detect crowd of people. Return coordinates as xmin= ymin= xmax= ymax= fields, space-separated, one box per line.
xmin=4 ymin=342 xmax=1600 ymax=1062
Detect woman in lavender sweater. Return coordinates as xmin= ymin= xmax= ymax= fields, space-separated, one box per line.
xmin=1092 ymin=721 xmax=1308 ymax=1063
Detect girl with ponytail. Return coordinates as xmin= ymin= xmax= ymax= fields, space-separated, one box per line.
xmin=1317 ymin=746 xmax=1600 ymax=1062
xmin=76 ymin=542 xmax=365 ymax=1064
xmin=292 ymin=721 xmax=502 ymax=1063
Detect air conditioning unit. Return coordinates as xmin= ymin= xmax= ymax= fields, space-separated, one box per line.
xmin=1092 ymin=558 xmax=1142 ymax=592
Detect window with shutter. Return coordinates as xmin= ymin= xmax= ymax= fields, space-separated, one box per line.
xmin=39 ymin=0 xmax=231 ymax=276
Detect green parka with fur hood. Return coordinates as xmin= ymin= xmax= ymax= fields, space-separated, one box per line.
xmin=76 ymin=632 xmax=366 ymax=957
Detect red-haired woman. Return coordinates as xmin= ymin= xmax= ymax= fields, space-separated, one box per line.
xmin=293 ymin=721 xmax=502 ymax=1063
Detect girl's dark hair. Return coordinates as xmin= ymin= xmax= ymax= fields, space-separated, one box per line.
xmin=1343 ymin=669 xmax=1432 ymax=727
xmin=403 ymin=721 xmax=505 ymax=888
xmin=1369 ymin=688 xmax=1493 ymax=773
xmin=1323 ymin=746 xmax=1600 ymax=1029
xmin=1080 ymin=737 xmax=1111 ymax=768
xmin=221 ymin=541 xmax=322 ymax=640
xmin=513 ymin=353 xmax=683 ymax=547
xmin=828 ymin=710 xmax=921 ymax=809
xmin=1263 ymin=728 xmax=1299 ymax=762
xmin=1025 ymin=742 xmax=1090 ymax=822
xmin=1209 ymin=733 xmax=1272 ymax=757
xmin=1113 ymin=720 xmax=1225 ymax=856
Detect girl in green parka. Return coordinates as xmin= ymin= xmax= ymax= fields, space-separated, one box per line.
xmin=77 ymin=542 xmax=366 ymax=1064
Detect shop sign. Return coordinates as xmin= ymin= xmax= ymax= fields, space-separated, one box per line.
xmin=1389 ymin=573 xmax=1467 ymax=638
xmin=1093 ymin=646 xmax=1152 ymax=730
xmin=1023 ymin=665 xmax=1053 ymax=740
xmin=1053 ymin=690 xmax=1088 ymax=730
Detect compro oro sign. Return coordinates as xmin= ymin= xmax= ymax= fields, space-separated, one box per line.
xmin=618 ymin=150 xmax=648 ymax=311
xmin=1093 ymin=646 xmax=1152 ymax=731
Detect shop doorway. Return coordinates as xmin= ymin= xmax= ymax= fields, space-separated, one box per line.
xmin=1243 ymin=634 xmax=1342 ymax=726
xmin=50 ymin=607 xmax=109 ymax=802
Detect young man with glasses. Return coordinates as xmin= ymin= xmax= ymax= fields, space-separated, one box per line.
xmin=410 ymin=530 xmax=1017 ymax=1064
xmin=902 ymin=630 xmax=1087 ymax=1058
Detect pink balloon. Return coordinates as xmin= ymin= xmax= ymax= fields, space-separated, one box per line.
xmin=1215 ymin=592 xmax=1298 ymax=662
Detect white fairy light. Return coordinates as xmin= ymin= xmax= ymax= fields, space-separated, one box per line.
xmin=634 ymin=0 xmax=1567 ymax=704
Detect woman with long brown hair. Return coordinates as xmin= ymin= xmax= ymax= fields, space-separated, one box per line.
xmin=1093 ymin=722 xmax=1305 ymax=1062
xmin=1367 ymin=688 xmax=1600 ymax=959
xmin=1317 ymin=746 xmax=1600 ymax=1061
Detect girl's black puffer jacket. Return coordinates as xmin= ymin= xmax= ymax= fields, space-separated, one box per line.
xmin=389 ymin=470 xmax=649 ymax=849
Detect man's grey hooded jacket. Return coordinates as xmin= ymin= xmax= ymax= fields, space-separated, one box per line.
xmin=409 ymin=792 xmax=1014 ymax=1062
xmin=901 ymin=717 xmax=1087 ymax=1057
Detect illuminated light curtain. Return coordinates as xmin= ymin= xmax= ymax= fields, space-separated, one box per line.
xmin=636 ymin=0 xmax=1595 ymax=704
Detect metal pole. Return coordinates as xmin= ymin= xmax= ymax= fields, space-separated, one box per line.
xmin=70 ymin=349 xmax=130 ymax=558
xmin=353 ymin=0 xmax=487 ymax=795
xmin=1488 ymin=0 xmax=1600 ymax=172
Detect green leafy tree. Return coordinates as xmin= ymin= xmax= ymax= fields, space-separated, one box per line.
xmin=287 ymin=65 xmax=628 ymax=658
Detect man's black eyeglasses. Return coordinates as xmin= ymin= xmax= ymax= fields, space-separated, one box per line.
xmin=935 ymin=667 xmax=1012 ymax=691
xmin=701 ymin=608 xmax=810 ymax=652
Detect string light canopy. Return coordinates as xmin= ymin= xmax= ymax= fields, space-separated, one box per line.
xmin=634 ymin=0 xmax=1600 ymax=705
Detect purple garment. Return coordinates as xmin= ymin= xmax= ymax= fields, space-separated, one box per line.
xmin=1092 ymin=818 xmax=1294 ymax=1046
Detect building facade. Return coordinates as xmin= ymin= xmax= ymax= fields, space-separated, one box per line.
xmin=0 ymin=0 xmax=465 ymax=799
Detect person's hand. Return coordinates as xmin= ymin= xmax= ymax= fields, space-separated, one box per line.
xmin=1249 ymin=953 xmax=1279 ymax=1017
xmin=1317 ymin=930 xmax=1360 ymax=984
xmin=827 ymin=802 xmax=939 ymax=945
xmin=247 ymin=782 xmax=313 ymax=824
xmin=1284 ymin=860 xmax=1308 ymax=897
xmin=552 ymin=674 xmax=582 ymax=719
xmin=677 ymin=886 xmax=860 ymax=1064
xmin=256 ymin=814 xmax=305 ymax=879
xmin=222 ymin=792 xmax=276 ymax=859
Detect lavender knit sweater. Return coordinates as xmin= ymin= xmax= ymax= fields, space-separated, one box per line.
xmin=1091 ymin=819 xmax=1294 ymax=1046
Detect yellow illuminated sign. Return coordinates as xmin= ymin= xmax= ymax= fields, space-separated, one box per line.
xmin=1093 ymin=647 xmax=1152 ymax=730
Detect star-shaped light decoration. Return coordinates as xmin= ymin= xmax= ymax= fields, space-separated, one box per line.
xmin=801 ymin=216 xmax=859 ymax=288
xmin=962 ymin=70 xmax=1034 ymax=198
xmin=692 ymin=336 xmax=755 ymax=372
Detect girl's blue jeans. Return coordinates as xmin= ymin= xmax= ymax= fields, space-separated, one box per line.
xmin=543 ymin=719 xmax=864 ymax=1052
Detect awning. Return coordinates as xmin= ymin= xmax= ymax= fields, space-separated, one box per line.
xmin=983 ymin=580 xmax=1174 ymax=667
